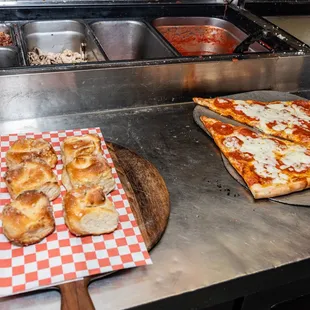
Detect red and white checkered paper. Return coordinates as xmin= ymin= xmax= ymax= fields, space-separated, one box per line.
xmin=0 ymin=127 xmax=152 ymax=297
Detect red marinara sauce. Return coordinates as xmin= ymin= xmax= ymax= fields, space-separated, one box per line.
xmin=156 ymin=25 xmax=238 ymax=56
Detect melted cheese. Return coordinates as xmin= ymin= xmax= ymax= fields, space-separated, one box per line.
xmin=281 ymin=146 xmax=310 ymax=172
xmin=233 ymin=100 xmax=310 ymax=134
xmin=273 ymin=123 xmax=287 ymax=131
xmin=223 ymin=133 xmax=310 ymax=184
xmin=223 ymin=137 xmax=240 ymax=149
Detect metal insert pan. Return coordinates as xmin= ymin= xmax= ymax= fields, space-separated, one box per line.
xmin=0 ymin=47 xmax=21 ymax=67
xmin=21 ymin=20 xmax=106 ymax=65
xmin=153 ymin=17 xmax=267 ymax=56
xmin=0 ymin=24 xmax=23 ymax=67
xmin=90 ymin=20 xmax=176 ymax=61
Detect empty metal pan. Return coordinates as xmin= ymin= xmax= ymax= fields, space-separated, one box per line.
xmin=22 ymin=20 xmax=105 ymax=65
xmin=0 ymin=47 xmax=20 ymax=67
xmin=90 ymin=20 xmax=176 ymax=61
xmin=153 ymin=17 xmax=267 ymax=56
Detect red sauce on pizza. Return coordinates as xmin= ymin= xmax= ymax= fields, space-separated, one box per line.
xmin=293 ymin=100 xmax=310 ymax=109
xmin=214 ymin=98 xmax=234 ymax=109
xmin=246 ymin=173 xmax=260 ymax=186
xmin=251 ymin=100 xmax=266 ymax=106
xmin=212 ymin=122 xmax=234 ymax=135
xmin=271 ymin=138 xmax=286 ymax=148
xmin=299 ymin=120 xmax=310 ymax=131
xmin=239 ymin=128 xmax=257 ymax=138
xmin=229 ymin=151 xmax=253 ymax=161
xmin=266 ymin=121 xmax=277 ymax=129
xmin=259 ymin=176 xmax=274 ymax=185
xmin=232 ymin=108 xmax=257 ymax=121
xmin=293 ymin=125 xmax=310 ymax=138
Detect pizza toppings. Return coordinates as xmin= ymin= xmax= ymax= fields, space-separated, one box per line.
xmin=293 ymin=100 xmax=310 ymax=109
xmin=214 ymin=98 xmax=233 ymax=108
xmin=200 ymin=116 xmax=310 ymax=199
xmin=224 ymin=133 xmax=290 ymax=184
xmin=193 ymin=97 xmax=310 ymax=146
xmin=239 ymin=128 xmax=257 ymax=138
xmin=233 ymin=100 xmax=310 ymax=133
xmin=212 ymin=122 xmax=234 ymax=135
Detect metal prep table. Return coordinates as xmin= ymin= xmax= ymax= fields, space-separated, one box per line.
xmin=2 ymin=1 xmax=310 ymax=310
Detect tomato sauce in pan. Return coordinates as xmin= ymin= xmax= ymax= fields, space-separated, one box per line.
xmin=156 ymin=25 xmax=238 ymax=56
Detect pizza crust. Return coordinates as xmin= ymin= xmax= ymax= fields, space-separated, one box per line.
xmin=251 ymin=179 xmax=309 ymax=199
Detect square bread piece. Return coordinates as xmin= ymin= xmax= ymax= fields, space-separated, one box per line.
xmin=62 ymin=155 xmax=115 ymax=194
xmin=4 ymin=159 xmax=60 ymax=200
xmin=63 ymin=185 xmax=119 ymax=236
xmin=61 ymin=134 xmax=103 ymax=165
xmin=6 ymin=138 xmax=58 ymax=169
xmin=2 ymin=191 xmax=55 ymax=246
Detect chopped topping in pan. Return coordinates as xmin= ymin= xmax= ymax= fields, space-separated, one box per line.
xmin=0 ymin=32 xmax=12 ymax=46
xmin=28 ymin=47 xmax=87 ymax=66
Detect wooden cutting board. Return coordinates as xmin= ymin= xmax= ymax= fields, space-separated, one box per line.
xmin=54 ymin=142 xmax=170 ymax=310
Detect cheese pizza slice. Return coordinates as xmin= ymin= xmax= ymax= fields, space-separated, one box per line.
xmin=194 ymin=97 xmax=310 ymax=146
xmin=201 ymin=116 xmax=310 ymax=199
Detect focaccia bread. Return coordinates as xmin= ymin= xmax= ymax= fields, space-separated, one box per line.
xmin=201 ymin=116 xmax=310 ymax=199
xmin=62 ymin=155 xmax=115 ymax=194
xmin=63 ymin=185 xmax=119 ymax=236
xmin=61 ymin=134 xmax=103 ymax=165
xmin=6 ymin=138 xmax=58 ymax=169
xmin=4 ymin=159 xmax=60 ymax=200
xmin=194 ymin=97 xmax=310 ymax=146
xmin=1 ymin=191 xmax=55 ymax=246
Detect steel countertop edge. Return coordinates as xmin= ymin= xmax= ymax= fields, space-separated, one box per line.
xmin=2 ymin=91 xmax=310 ymax=309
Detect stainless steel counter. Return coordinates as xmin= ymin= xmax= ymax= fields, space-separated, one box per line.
xmin=266 ymin=16 xmax=310 ymax=46
xmin=2 ymin=93 xmax=310 ymax=309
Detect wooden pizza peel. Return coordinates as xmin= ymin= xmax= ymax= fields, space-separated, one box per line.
xmin=193 ymin=90 xmax=310 ymax=206
xmin=45 ymin=142 xmax=170 ymax=310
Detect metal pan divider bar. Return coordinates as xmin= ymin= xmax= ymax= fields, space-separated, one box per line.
xmin=83 ymin=20 xmax=110 ymax=62
xmin=16 ymin=21 xmax=31 ymax=66
xmin=142 ymin=18 xmax=181 ymax=58
xmin=11 ymin=22 xmax=27 ymax=66
xmin=78 ymin=19 xmax=108 ymax=62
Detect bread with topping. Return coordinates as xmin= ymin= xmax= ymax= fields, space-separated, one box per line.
xmin=1 ymin=191 xmax=55 ymax=246
xmin=4 ymin=159 xmax=60 ymax=200
xmin=62 ymin=155 xmax=115 ymax=194
xmin=63 ymin=185 xmax=119 ymax=236
xmin=60 ymin=134 xmax=102 ymax=165
xmin=6 ymin=138 xmax=57 ymax=169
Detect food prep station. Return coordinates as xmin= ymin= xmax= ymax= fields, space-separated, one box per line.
xmin=0 ymin=1 xmax=307 ymax=71
xmin=3 ymin=0 xmax=310 ymax=310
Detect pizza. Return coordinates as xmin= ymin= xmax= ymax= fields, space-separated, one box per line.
xmin=200 ymin=116 xmax=310 ymax=199
xmin=194 ymin=97 xmax=310 ymax=146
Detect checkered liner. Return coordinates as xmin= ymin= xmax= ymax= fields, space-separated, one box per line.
xmin=0 ymin=127 xmax=152 ymax=297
